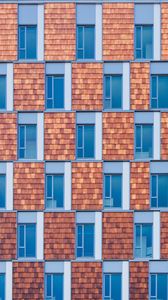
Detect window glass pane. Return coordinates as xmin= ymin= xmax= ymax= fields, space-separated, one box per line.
xmin=77 ymin=26 xmax=83 ymax=49
xmin=142 ymin=125 xmax=153 ymax=158
xmin=136 ymin=125 xmax=141 ymax=150
xmin=158 ymin=175 xmax=168 ymax=207
xmin=53 ymin=175 xmax=64 ymax=208
xmin=111 ymin=274 xmax=121 ymax=300
xmin=53 ymin=274 xmax=63 ymax=300
xmin=19 ymin=26 xmax=25 ymax=59
xmin=26 ymin=26 xmax=37 ymax=59
xmin=26 ymin=224 xmax=36 ymax=257
xmin=136 ymin=50 xmax=141 ymax=59
xmin=142 ymin=224 xmax=152 ymax=257
xmin=136 ymin=26 xmax=141 ymax=50
xmin=0 ymin=76 xmax=6 ymax=109
xmin=157 ymin=274 xmax=167 ymax=300
xmin=104 ymin=274 xmax=110 ymax=297
xmin=135 ymin=225 xmax=140 ymax=247
xmin=0 ymin=274 xmax=5 ymax=300
xmin=84 ymin=125 xmax=94 ymax=158
xmin=158 ymin=76 xmax=168 ymax=108
xmin=112 ymin=76 xmax=122 ymax=109
xmin=18 ymin=225 xmax=24 ymax=257
xmin=77 ymin=225 xmax=82 ymax=257
xmin=111 ymin=175 xmax=122 ymax=207
xmin=19 ymin=126 xmax=25 ymax=159
xmin=142 ymin=26 xmax=153 ymax=59
xmin=0 ymin=175 xmax=5 ymax=208
xmin=151 ymin=175 xmax=157 ymax=207
xmin=47 ymin=76 xmax=53 ymax=101
xmin=26 ymin=125 xmax=37 ymax=159
xmin=46 ymin=274 xmax=52 ymax=297
xmin=150 ymin=274 xmax=156 ymax=297
xmin=46 ymin=176 xmax=52 ymax=199
xmin=104 ymin=76 xmax=111 ymax=109
xmin=84 ymin=224 xmax=94 ymax=257
xmin=105 ymin=175 xmax=110 ymax=199
xmin=54 ymin=77 xmax=64 ymax=109
xmin=84 ymin=26 xmax=95 ymax=59
xmin=151 ymin=76 xmax=157 ymax=109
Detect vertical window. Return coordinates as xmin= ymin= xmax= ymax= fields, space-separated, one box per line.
xmin=104 ymin=75 xmax=122 ymax=109
xmin=77 ymin=26 xmax=95 ymax=59
xmin=46 ymin=174 xmax=64 ymax=209
xmin=104 ymin=273 xmax=121 ymax=300
xmin=150 ymin=273 xmax=167 ymax=300
xmin=0 ymin=273 xmax=5 ymax=300
xmin=77 ymin=125 xmax=95 ymax=159
xmin=135 ymin=124 xmax=153 ymax=159
xmin=0 ymin=75 xmax=6 ymax=110
xmin=19 ymin=124 xmax=37 ymax=159
xmin=135 ymin=25 xmax=153 ymax=59
xmin=151 ymin=174 xmax=168 ymax=208
xmin=46 ymin=75 xmax=64 ymax=109
xmin=45 ymin=273 xmax=63 ymax=300
xmin=19 ymin=25 xmax=37 ymax=60
xmin=135 ymin=223 xmax=152 ymax=258
xmin=0 ymin=175 xmax=6 ymax=209
xmin=104 ymin=174 xmax=122 ymax=208
xmin=18 ymin=223 xmax=36 ymax=258
xmin=77 ymin=224 xmax=94 ymax=258
xmin=151 ymin=75 xmax=168 ymax=108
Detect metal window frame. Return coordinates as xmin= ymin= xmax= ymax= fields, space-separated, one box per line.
xmin=0 ymin=273 xmax=5 ymax=300
xmin=135 ymin=24 xmax=153 ymax=60
xmin=76 ymin=223 xmax=95 ymax=258
xmin=104 ymin=174 xmax=122 ymax=209
xmin=135 ymin=124 xmax=153 ymax=159
xmin=0 ymin=75 xmax=7 ymax=110
xmin=46 ymin=75 xmax=65 ymax=109
xmin=45 ymin=273 xmax=64 ymax=300
xmin=149 ymin=273 xmax=168 ymax=300
xmin=134 ymin=223 xmax=153 ymax=259
xmin=76 ymin=25 xmax=95 ymax=60
xmin=45 ymin=174 xmax=64 ymax=209
xmin=18 ymin=223 xmax=36 ymax=259
xmin=0 ymin=174 xmax=6 ymax=209
xmin=76 ymin=124 xmax=95 ymax=159
xmin=104 ymin=74 xmax=123 ymax=110
xmin=103 ymin=273 xmax=122 ymax=300
xmin=18 ymin=25 xmax=37 ymax=60
xmin=18 ymin=124 xmax=37 ymax=160
xmin=151 ymin=173 xmax=168 ymax=208
xmin=151 ymin=75 xmax=158 ymax=108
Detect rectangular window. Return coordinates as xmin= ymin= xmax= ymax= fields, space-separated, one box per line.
xmin=104 ymin=273 xmax=121 ymax=300
xmin=150 ymin=273 xmax=167 ymax=300
xmin=151 ymin=174 xmax=168 ymax=208
xmin=45 ymin=273 xmax=63 ymax=300
xmin=104 ymin=75 xmax=122 ymax=109
xmin=104 ymin=174 xmax=122 ymax=208
xmin=0 ymin=75 xmax=6 ymax=110
xmin=19 ymin=25 xmax=37 ymax=60
xmin=151 ymin=75 xmax=168 ymax=108
xmin=46 ymin=75 xmax=64 ymax=109
xmin=19 ymin=124 xmax=37 ymax=159
xmin=77 ymin=124 xmax=95 ymax=159
xmin=77 ymin=224 xmax=94 ymax=258
xmin=0 ymin=175 xmax=6 ymax=209
xmin=77 ymin=25 xmax=95 ymax=59
xmin=135 ymin=223 xmax=152 ymax=258
xmin=46 ymin=174 xmax=64 ymax=209
xmin=0 ymin=273 xmax=5 ymax=300
xmin=135 ymin=124 xmax=153 ymax=159
xmin=18 ymin=223 xmax=36 ymax=258
xmin=135 ymin=25 xmax=153 ymax=59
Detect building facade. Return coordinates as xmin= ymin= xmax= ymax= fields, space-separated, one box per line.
xmin=0 ymin=0 xmax=168 ymax=299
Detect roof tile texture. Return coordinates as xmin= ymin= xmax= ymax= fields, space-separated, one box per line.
xmin=130 ymin=262 xmax=149 ymax=300
xmin=0 ymin=212 xmax=16 ymax=259
xmin=162 ymin=3 xmax=168 ymax=60
xmin=0 ymin=113 xmax=17 ymax=161
xmin=161 ymin=212 xmax=168 ymax=259
xmin=161 ymin=112 xmax=168 ymax=159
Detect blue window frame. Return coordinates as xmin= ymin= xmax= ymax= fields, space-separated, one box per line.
xmin=104 ymin=174 xmax=122 ymax=208
xmin=46 ymin=75 xmax=64 ymax=109
xmin=0 ymin=75 xmax=6 ymax=110
xmin=135 ymin=124 xmax=153 ymax=159
xmin=151 ymin=174 xmax=168 ymax=208
xmin=18 ymin=223 xmax=36 ymax=258
xmin=0 ymin=273 xmax=5 ymax=300
xmin=77 ymin=25 xmax=95 ymax=59
xmin=19 ymin=25 xmax=37 ymax=60
xmin=104 ymin=273 xmax=122 ymax=300
xmin=77 ymin=124 xmax=95 ymax=159
xmin=150 ymin=273 xmax=167 ymax=300
xmin=19 ymin=124 xmax=37 ymax=159
xmin=77 ymin=224 xmax=94 ymax=258
xmin=135 ymin=25 xmax=153 ymax=59
xmin=151 ymin=75 xmax=168 ymax=108
xmin=45 ymin=273 xmax=63 ymax=300
xmin=46 ymin=174 xmax=64 ymax=209
xmin=134 ymin=223 xmax=152 ymax=258
xmin=104 ymin=75 xmax=122 ymax=109
xmin=0 ymin=175 xmax=6 ymax=209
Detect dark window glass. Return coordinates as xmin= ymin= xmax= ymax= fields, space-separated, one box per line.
xmin=0 ymin=76 xmax=6 ymax=109
xmin=104 ymin=75 xmax=122 ymax=109
xmin=104 ymin=273 xmax=122 ymax=300
xmin=77 ymin=125 xmax=95 ymax=159
xmin=135 ymin=223 xmax=152 ymax=258
xmin=151 ymin=75 xmax=168 ymax=108
xmin=19 ymin=125 xmax=37 ymax=159
xmin=0 ymin=274 xmax=5 ymax=300
xmin=19 ymin=25 xmax=37 ymax=60
xmin=77 ymin=224 xmax=94 ymax=258
xmin=104 ymin=174 xmax=122 ymax=208
xmin=135 ymin=25 xmax=153 ymax=59
xmin=46 ymin=274 xmax=63 ymax=300
xmin=135 ymin=124 xmax=153 ymax=159
xmin=46 ymin=76 xmax=64 ymax=109
xmin=150 ymin=274 xmax=167 ymax=300
xmin=151 ymin=174 xmax=168 ymax=207
xmin=18 ymin=223 xmax=36 ymax=258
xmin=77 ymin=26 xmax=95 ymax=59
xmin=46 ymin=175 xmax=64 ymax=209
xmin=0 ymin=175 xmax=6 ymax=208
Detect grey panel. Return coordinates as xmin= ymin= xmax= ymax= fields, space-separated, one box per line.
xmin=18 ymin=212 xmax=37 ymax=223
xmin=104 ymin=162 xmax=123 ymax=174
xmin=135 ymin=4 xmax=154 ymax=25
xmin=151 ymin=62 xmax=168 ymax=75
xmin=76 ymin=212 xmax=95 ymax=223
xmin=46 ymin=63 xmax=65 ymax=75
xmin=150 ymin=261 xmax=168 ymax=273
xmin=135 ymin=112 xmax=154 ymax=124
xmin=45 ymin=262 xmax=64 ymax=273
xmin=0 ymin=262 xmax=6 ymax=273
xmin=103 ymin=261 xmax=122 ymax=273
xmin=18 ymin=113 xmax=37 ymax=124
xmin=150 ymin=162 xmax=168 ymax=174
xmin=76 ymin=112 xmax=95 ymax=124
xmin=0 ymin=64 xmax=7 ymax=75
xmin=134 ymin=212 xmax=153 ymax=223
xmin=0 ymin=163 xmax=6 ymax=174
xmin=104 ymin=63 xmax=123 ymax=75
xmin=46 ymin=162 xmax=65 ymax=174
xmin=19 ymin=5 xmax=38 ymax=25
xmin=77 ymin=4 xmax=95 ymax=25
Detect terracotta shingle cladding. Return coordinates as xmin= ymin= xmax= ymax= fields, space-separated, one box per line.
xmin=130 ymin=262 xmax=149 ymax=300
xmin=0 ymin=212 xmax=16 ymax=259
xmin=161 ymin=3 xmax=168 ymax=60
xmin=161 ymin=212 xmax=168 ymax=259
xmin=0 ymin=113 xmax=17 ymax=161
xmin=161 ymin=112 xmax=168 ymax=159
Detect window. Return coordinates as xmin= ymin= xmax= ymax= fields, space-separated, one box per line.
xmin=77 ymin=125 xmax=95 ymax=159
xmin=150 ymin=273 xmax=167 ymax=300
xmin=135 ymin=124 xmax=153 ymax=159
xmin=135 ymin=223 xmax=152 ymax=258
xmin=104 ymin=174 xmax=122 ymax=208
xmin=19 ymin=124 xmax=37 ymax=159
xmin=0 ymin=274 xmax=5 ymax=300
xmin=151 ymin=174 xmax=168 ymax=208
xmin=0 ymin=175 xmax=6 ymax=209
xmin=77 ymin=224 xmax=94 ymax=258
xmin=104 ymin=75 xmax=122 ymax=109
xmin=46 ymin=174 xmax=64 ymax=209
xmin=46 ymin=75 xmax=64 ymax=109
xmin=45 ymin=273 xmax=63 ymax=300
xmin=0 ymin=75 xmax=6 ymax=110
xmin=18 ymin=223 xmax=36 ymax=258
xmin=151 ymin=75 xmax=168 ymax=108
xmin=77 ymin=25 xmax=95 ymax=59
xmin=104 ymin=273 xmax=121 ymax=300
xmin=135 ymin=25 xmax=153 ymax=59
xmin=19 ymin=25 xmax=37 ymax=60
